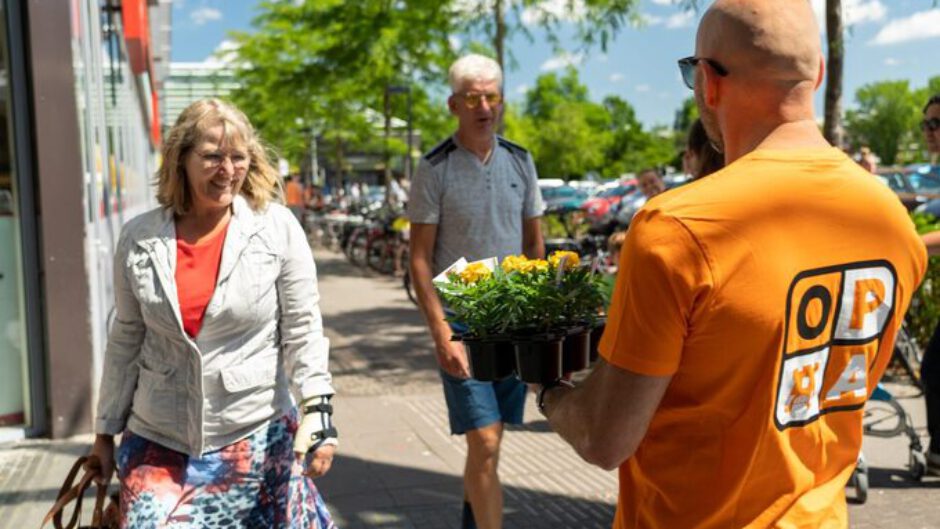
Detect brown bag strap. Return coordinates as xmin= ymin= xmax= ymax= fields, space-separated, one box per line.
xmin=41 ymin=456 xmax=110 ymax=529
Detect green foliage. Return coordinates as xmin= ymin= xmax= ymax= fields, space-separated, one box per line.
xmin=229 ymin=0 xmax=458 ymax=174
xmin=437 ymin=254 xmax=608 ymax=338
xmin=509 ymin=70 xmax=679 ymax=179
xmin=844 ymin=78 xmax=936 ymax=165
xmin=908 ymin=212 xmax=940 ymax=350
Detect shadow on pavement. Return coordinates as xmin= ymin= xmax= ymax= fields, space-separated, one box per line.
xmin=319 ymin=454 xmax=615 ymax=529
xmin=866 ymin=466 xmax=940 ymax=489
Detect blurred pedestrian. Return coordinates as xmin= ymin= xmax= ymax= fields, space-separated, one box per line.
xmin=683 ymin=118 xmax=725 ymax=179
xmin=924 ymin=94 xmax=939 ymax=165
xmin=538 ymin=2 xmax=925 ymax=527
xmin=408 ymin=53 xmax=544 ymax=529
xmin=90 ymin=99 xmax=338 ymax=528
xmin=858 ymin=146 xmax=877 ymax=173
xmin=286 ymin=173 xmax=306 ymax=221
xmin=636 ymin=168 xmax=665 ymax=200
xmin=916 ymin=92 xmax=940 ymax=476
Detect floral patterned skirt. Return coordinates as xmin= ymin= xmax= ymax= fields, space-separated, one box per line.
xmin=117 ymin=411 xmax=336 ymax=529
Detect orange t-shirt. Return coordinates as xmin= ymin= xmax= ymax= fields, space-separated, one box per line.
xmin=286 ymin=181 xmax=305 ymax=207
xmin=599 ymin=148 xmax=926 ymax=529
xmin=176 ymin=222 xmax=229 ymax=338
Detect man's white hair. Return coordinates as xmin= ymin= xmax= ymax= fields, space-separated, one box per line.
xmin=448 ymin=54 xmax=503 ymax=93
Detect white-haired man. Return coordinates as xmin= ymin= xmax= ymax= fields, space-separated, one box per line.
xmin=408 ymin=54 xmax=544 ymax=529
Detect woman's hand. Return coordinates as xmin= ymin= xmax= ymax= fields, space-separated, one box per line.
xmin=89 ymin=434 xmax=116 ymax=486
xmin=297 ymin=444 xmax=335 ymax=479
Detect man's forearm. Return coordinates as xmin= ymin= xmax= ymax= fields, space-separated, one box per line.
xmin=541 ymin=384 xmax=602 ymax=466
xmin=410 ymin=256 xmax=450 ymax=344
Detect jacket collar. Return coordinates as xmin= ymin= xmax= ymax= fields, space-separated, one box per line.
xmin=134 ymin=195 xmax=267 ymax=333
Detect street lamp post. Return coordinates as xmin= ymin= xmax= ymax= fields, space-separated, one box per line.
xmin=388 ymin=85 xmax=413 ymax=181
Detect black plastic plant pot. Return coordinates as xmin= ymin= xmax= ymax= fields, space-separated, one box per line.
xmin=589 ymin=320 xmax=607 ymax=363
xmin=464 ymin=337 xmax=516 ymax=381
xmin=513 ymin=335 xmax=564 ymax=384
xmin=562 ymin=326 xmax=591 ymax=373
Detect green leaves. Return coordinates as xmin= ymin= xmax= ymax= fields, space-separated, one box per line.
xmin=437 ymin=256 xmax=609 ymax=338
xmin=845 ymin=76 xmax=939 ymax=165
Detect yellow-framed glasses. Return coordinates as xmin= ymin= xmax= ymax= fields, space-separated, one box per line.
xmin=458 ymin=92 xmax=503 ymax=109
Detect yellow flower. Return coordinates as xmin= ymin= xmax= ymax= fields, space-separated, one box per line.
xmin=501 ymin=255 xmax=528 ymax=273
xmin=459 ymin=262 xmax=492 ymax=284
xmin=549 ymin=251 xmax=580 ymax=271
xmin=521 ymin=259 xmax=549 ymax=273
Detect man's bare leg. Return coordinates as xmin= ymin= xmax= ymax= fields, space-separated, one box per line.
xmin=464 ymin=422 xmax=504 ymax=529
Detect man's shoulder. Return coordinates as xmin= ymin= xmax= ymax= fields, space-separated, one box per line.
xmin=423 ymin=137 xmax=458 ymax=168
xmin=497 ymin=136 xmax=529 ymax=161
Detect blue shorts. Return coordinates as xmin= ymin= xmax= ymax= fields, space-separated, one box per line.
xmin=440 ymin=369 xmax=527 ymax=435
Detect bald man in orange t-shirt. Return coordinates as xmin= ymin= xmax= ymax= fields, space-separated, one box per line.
xmin=537 ymin=1 xmax=926 ymax=528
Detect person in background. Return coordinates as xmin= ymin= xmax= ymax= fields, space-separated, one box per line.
xmin=285 ymin=173 xmax=306 ymax=222
xmin=683 ymin=118 xmax=725 ymax=180
xmin=537 ymin=1 xmax=925 ymax=527
xmin=916 ymin=93 xmax=940 ymax=476
xmin=408 ymin=53 xmax=544 ymax=529
xmin=90 ymin=99 xmax=338 ymax=527
xmin=636 ymin=168 xmax=665 ymax=200
xmin=859 ymin=146 xmax=877 ymax=173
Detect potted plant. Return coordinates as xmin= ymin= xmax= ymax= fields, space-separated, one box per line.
xmin=547 ymin=251 xmax=598 ymax=372
xmin=436 ymin=260 xmax=516 ymax=381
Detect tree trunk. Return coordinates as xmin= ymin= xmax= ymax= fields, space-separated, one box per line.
xmin=494 ymin=0 xmax=506 ymax=134
xmin=494 ymin=0 xmax=505 ymax=73
xmin=823 ymin=0 xmax=844 ymax=147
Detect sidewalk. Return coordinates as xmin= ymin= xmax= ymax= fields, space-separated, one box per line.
xmin=1 ymin=249 xmax=938 ymax=528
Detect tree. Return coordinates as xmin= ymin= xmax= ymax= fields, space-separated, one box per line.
xmin=229 ymin=0 xmax=458 ymax=188
xmin=455 ymin=1 xmax=643 ymax=72
xmin=823 ymin=0 xmax=844 ymax=147
xmin=845 ymin=80 xmax=919 ymax=165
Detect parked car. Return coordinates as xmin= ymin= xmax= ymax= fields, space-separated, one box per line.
xmin=540 ymin=184 xmax=587 ymax=210
xmin=580 ymin=180 xmax=637 ymax=220
xmin=876 ymin=167 xmax=940 ymax=210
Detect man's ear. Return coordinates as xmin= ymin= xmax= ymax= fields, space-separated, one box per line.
xmin=702 ymin=62 xmax=721 ymax=109
xmin=815 ymin=54 xmax=825 ymax=91
xmin=447 ymin=95 xmax=458 ymax=116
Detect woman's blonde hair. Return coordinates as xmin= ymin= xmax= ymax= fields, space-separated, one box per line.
xmin=156 ymin=98 xmax=282 ymax=215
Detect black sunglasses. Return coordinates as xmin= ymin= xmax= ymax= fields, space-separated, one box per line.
xmin=922 ymin=117 xmax=940 ymax=132
xmin=678 ymin=56 xmax=729 ymax=90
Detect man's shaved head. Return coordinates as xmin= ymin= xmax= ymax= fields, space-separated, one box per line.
xmin=691 ymin=0 xmax=825 ymax=161
xmin=698 ymin=0 xmax=821 ymax=85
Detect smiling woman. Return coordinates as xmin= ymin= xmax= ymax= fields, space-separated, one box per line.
xmin=89 ymin=98 xmax=339 ymax=528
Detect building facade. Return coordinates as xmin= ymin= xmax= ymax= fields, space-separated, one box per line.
xmin=0 ymin=0 xmax=170 ymax=440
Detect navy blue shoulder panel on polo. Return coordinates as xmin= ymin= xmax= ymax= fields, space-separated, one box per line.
xmin=497 ymin=137 xmax=528 ymax=162
xmin=424 ymin=138 xmax=457 ymax=167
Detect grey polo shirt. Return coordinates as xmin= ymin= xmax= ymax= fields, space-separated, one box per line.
xmin=408 ymin=135 xmax=545 ymax=275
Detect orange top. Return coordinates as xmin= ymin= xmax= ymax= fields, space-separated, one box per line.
xmin=176 ymin=222 xmax=229 ymax=338
xmin=599 ymin=148 xmax=926 ymax=529
xmin=286 ymin=180 xmax=305 ymax=207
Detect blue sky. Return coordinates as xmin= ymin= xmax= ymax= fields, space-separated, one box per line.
xmin=171 ymin=0 xmax=940 ymax=127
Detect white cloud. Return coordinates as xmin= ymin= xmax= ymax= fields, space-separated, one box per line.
xmin=871 ymin=9 xmax=940 ymax=45
xmin=810 ymin=0 xmax=886 ymax=28
xmin=642 ymin=13 xmax=665 ymax=26
xmin=191 ymin=7 xmax=222 ymax=26
xmin=205 ymin=39 xmax=240 ymax=65
xmin=883 ymin=57 xmax=899 ymax=66
xmin=452 ymin=0 xmax=496 ymax=16
xmin=448 ymin=35 xmax=462 ymax=51
xmin=521 ymin=0 xmax=586 ymax=26
xmin=666 ymin=11 xmax=694 ymax=29
xmin=650 ymin=0 xmax=674 ymax=5
xmin=540 ymin=52 xmax=585 ymax=71
xmin=635 ymin=84 xmax=651 ymax=92
xmin=609 ymin=73 xmax=625 ymax=82
xmin=515 ymin=84 xmax=530 ymax=95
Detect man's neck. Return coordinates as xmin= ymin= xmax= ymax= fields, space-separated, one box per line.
xmin=722 ymin=118 xmax=830 ymax=164
xmin=455 ymin=129 xmax=495 ymax=162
